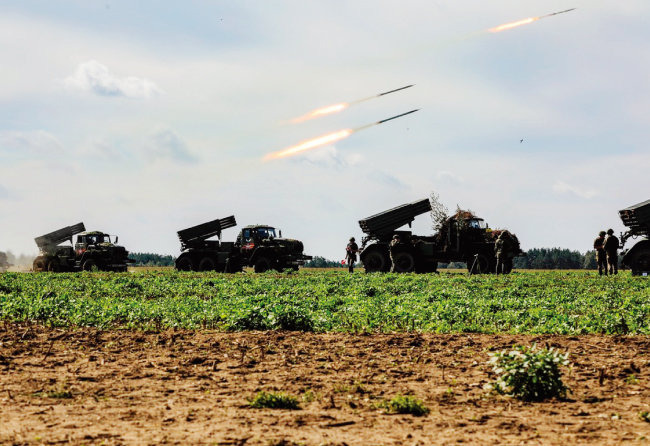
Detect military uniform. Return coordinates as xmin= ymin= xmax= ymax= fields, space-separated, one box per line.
xmin=495 ymin=234 xmax=506 ymax=275
xmin=604 ymin=230 xmax=619 ymax=275
xmin=593 ymin=232 xmax=607 ymax=276
xmin=389 ymin=236 xmax=402 ymax=272
xmin=346 ymin=239 xmax=359 ymax=273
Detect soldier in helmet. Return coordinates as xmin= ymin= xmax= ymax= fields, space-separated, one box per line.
xmin=495 ymin=233 xmax=506 ymax=275
xmin=389 ymin=234 xmax=402 ymax=272
xmin=593 ymin=230 xmax=607 ymax=276
xmin=345 ymin=237 xmax=359 ymax=273
xmin=603 ymin=228 xmax=620 ymax=275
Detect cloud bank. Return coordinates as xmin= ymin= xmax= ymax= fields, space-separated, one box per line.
xmin=552 ymin=180 xmax=597 ymax=199
xmin=64 ymin=60 xmax=162 ymax=99
xmin=0 ymin=130 xmax=63 ymax=155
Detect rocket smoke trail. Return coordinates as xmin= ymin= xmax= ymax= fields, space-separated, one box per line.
xmin=289 ymin=85 xmax=414 ymax=124
xmin=488 ymin=8 xmax=576 ymax=33
xmin=266 ymin=109 xmax=420 ymax=161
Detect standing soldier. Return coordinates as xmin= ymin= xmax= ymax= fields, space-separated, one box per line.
xmin=0 ymin=252 xmax=10 ymax=273
xmin=604 ymin=228 xmax=620 ymax=275
xmin=495 ymin=233 xmax=506 ymax=275
xmin=389 ymin=234 xmax=402 ymax=272
xmin=593 ymin=231 xmax=607 ymax=276
xmin=345 ymin=237 xmax=359 ymax=273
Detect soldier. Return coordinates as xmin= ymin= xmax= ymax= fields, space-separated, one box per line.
xmin=0 ymin=252 xmax=9 ymax=273
xmin=345 ymin=237 xmax=359 ymax=273
xmin=604 ymin=228 xmax=620 ymax=275
xmin=593 ymin=230 xmax=607 ymax=276
xmin=495 ymin=233 xmax=506 ymax=275
xmin=389 ymin=234 xmax=402 ymax=272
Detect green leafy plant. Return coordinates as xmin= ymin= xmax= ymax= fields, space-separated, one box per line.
xmin=380 ymin=395 xmax=429 ymax=416
xmin=273 ymin=306 xmax=314 ymax=331
xmin=488 ymin=344 xmax=570 ymax=401
xmin=1 ymin=270 xmax=649 ymax=334
xmin=640 ymin=411 xmax=650 ymax=423
xmin=249 ymin=391 xmax=300 ymax=410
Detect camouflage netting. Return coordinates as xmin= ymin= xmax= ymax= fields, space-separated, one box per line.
xmin=429 ymin=191 xmax=449 ymax=231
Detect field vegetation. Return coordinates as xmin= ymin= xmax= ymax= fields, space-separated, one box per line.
xmin=0 ymin=270 xmax=647 ymax=334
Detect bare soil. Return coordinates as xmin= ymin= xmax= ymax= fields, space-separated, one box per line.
xmin=1 ymin=324 xmax=648 ymax=445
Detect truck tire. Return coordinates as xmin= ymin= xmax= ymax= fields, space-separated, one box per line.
xmin=254 ymin=256 xmax=271 ymax=273
xmin=468 ymin=254 xmax=491 ymax=274
xmin=33 ymin=258 xmax=47 ymax=272
xmin=631 ymin=253 xmax=650 ymax=276
xmin=198 ymin=257 xmax=216 ymax=271
xmin=46 ymin=258 xmax=60 ymax=272
xmin=362 ymin=250 xmax=388 ymax=273
xmin=392 ymin=251 xmax=415 ymax=273
xmin=176 ymin=257 xmax=193 ymax=271
xmin=82 ymin=259 xmax=97 ymax=271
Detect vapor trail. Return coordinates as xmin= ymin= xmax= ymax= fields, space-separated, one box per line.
xmin=488 ymin=8 xmax=576 ymax=33
xmin=288 ymin=85 xmax=414 ymax=124
xmin=266 ymin=109 xmax=419 ymax=161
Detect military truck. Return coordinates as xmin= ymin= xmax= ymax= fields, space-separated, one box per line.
xmin=33 ymin=223 xmax=133 ymax=272
xmin=358 ymin=198 xmax=522 ymax=273
xmin=175 ymin=215 xmax=312 ymax=273
xmin=618 ymin=199 xmax=650 ymax=275
xmin=0 ymin=252 xmax=11 ymax=273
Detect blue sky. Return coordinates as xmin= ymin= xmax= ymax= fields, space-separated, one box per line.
xmin=1 ymin=1 xmax=649 ymax=260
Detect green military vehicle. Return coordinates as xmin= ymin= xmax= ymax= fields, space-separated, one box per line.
xmin=359 ymin=198 xmax=522 ymax=273
xmin=0 ymin=251 xmax=11 ymax=273
xmin=619 ymin=199 xmax=650 ymax=275
xmin=33 ymin=223 xmax=134 ymax=272
xmin=175 ymin=215 xmax=312 ymax=273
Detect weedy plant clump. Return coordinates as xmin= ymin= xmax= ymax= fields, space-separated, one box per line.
xmin=380 ymin=395 xmax=429 ymax=416
xmin=487 ymin=344 xmax=570 ymax=401
xmin=249 ymin=391 xmax=300 ymax=410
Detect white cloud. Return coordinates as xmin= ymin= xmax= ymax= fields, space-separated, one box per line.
xmin=293 ymin=146 xmax=363 ymax=169
xmin=552 ymin=180 xmax=598 ymax=199
xmin=145 ymin=128 xmax=197 ymax=163
xmin=0 ymin=130 xmax=63 ymax=155
xmin=64 ymin=60 xmax=162 ymax=99
xmin=436 ymin=170 xmax=464 ymax=185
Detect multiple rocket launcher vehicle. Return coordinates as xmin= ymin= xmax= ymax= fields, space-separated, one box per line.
xmin=22 ymin=199 xmax=650 ymax=275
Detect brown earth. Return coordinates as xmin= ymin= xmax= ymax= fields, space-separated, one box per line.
xmin=0 ymin=323 xmax=648 ymax=445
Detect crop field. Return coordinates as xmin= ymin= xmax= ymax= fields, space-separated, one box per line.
xmin=1 ymin=270 xmax=649 ymax=444
xmin=1 ymin=270 xmax=649 ymax=334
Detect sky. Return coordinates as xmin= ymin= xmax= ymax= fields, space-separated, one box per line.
xmin=1 ymin=0 xmax=649 ymax=260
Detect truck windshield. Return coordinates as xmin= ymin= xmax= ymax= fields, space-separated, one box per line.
xmin=88 ymin=234 xmax=111 ymax=244
xmin=256 ymin=228 xmax=276 ymax=239
xmin=468 ymin=219 xmax=487 ymax=229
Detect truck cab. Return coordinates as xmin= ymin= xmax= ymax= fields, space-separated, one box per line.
xmin=236 ymin=225 xmax=308 ymax=272
xmin=175 ymin=216 xmax=310 ymax=273
xmin=33 ymin=223 xmax=133 ymax=272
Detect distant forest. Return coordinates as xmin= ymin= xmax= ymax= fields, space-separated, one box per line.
xmin=104 ymin=249 xmax=606 ymax=270
xmin=130 ymin=253 xmax=175 ymax=267
xmin=306 ymin=248 xmax=603 ymax=270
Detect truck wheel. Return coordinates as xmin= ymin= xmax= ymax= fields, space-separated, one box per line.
xmin=33 ymin=258 xmax=46 ymax=272
xmin=632 ymin=253 xmax=650 ymax=275
xmin=82 ymin=259 xmax=97 ymax=271
xmin=468 ymin=254 xmax=491 ymax=274
xmin=176 ymin=257 xmax=193 ymax=271
xmin=392 ymin=252 xmax=415 ymax=273
xmin=254 ymin=256 xmax=271 ymax=273
xmin=46 ymin=258 xmax=60 ymax=272
xmin=198 ymin=257 xmax=216 ymax=271
xmin=362 ymin=250 xmax=387 ymax=273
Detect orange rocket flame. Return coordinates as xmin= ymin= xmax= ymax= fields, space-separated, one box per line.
xmin=488 ymin=17 xmax=539 ymax=32
xmin=288 ymin=85 xmax=415 ymax=124
xmin=264 ymin=129 xmax=353 ymax=160
xmin=290 ymin=103 xmax=349 ymax=124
